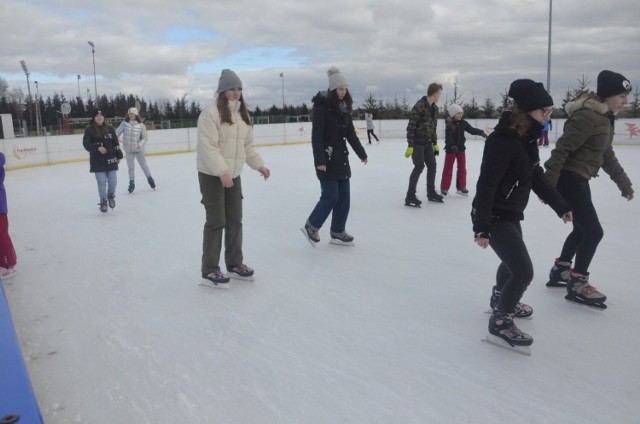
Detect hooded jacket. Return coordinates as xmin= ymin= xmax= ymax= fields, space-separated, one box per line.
xmin=544 ymin=93 xmax=633 ymax=196
xmin=82 ymin=122 xmax=123 ymax=173
xmin=196 ymin=100 xmax=264 ymax=179
xmin=471 ymin=111 xmax=570 ymax=235
xmin=116 ymin=120 xmax=148 ymax=153
xmin=311 ymin=91 xmax=367 ymax=180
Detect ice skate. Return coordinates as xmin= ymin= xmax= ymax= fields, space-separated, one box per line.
xmin=441 ymin=190 xmax=448 ymax=196
xmin=128 ymin=180 xmax=135 ymax=194
xmin=0 ymin=266 xmax=17 ymax=280
xmin=148 ymin=176 xmax=156 ymax=190
xmin=456 ymin=188 xmax=469 ymax=196
xmin=404 ymin=191 xmax=422 ymax=207
xmin=200 ymin=271 xmax=230 ymax=289
xmin=483 ymin=309 xmax=532 ymax=356
xmin=99 ymin=198 xmax=108 ymax=213
xmin=489 ymin=286 xmax=533 ymax=319
xmin=427 ymin=192 xmax=444 ymax=203
xmin=227 ymin=264 xmax=255 ymax=281
xmin=547 ymin=258 xmax=571 ymax=287
xmin=301 ymin=224 xmax=320 ymax=247
xmin=108 ymin=194 xmax=116 ymax=209
xmin=565 ymin=272 xmax=607 ymax=310
xmin=329 ymin=232 xmax=355 ymax=246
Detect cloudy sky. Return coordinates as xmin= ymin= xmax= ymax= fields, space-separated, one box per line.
xmin=1 ymin=0 xmax=638 ymax=111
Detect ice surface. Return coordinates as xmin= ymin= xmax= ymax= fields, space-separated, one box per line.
xmin=3 ymin=139 xmax=639 ymax=423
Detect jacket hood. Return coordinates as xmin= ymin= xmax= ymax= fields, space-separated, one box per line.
xmin=566 ymin=92 xmax=609 ymax=116
xmin=312 ymin=90 xmax=327 ymax=104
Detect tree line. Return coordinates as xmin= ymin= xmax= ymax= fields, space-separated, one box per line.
xmin=1 ymin=74 xmax=639 ymax=136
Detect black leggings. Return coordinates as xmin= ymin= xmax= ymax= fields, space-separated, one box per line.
xmin=556 ymin=171 xmax=603 ymax=274
xmin=489 ymin=220 xmax=534 ymax=313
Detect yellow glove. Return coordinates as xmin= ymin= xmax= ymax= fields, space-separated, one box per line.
xmin=404 ymin=146 xmax=414 ymax=158
xmin=433 ymin=144 xmax=440 ymax=156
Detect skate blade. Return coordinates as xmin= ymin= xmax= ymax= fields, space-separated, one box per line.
xmin=404 ymin=203 xmax=421 ymax=208
xmin=299 ymin=227 xmax=318 ymax=248
xmin=564 ymin=295 xmax=607 ymax=310
xmin=199 ymin=280 xmax=230 ymax=289
xmin=228 ymin=273 xmax=255 ymax=282
xmin=484 ymin=310 xmax=532 ymax=320
xmin=483 ymin=334 xmax=532 ymax=356
xmin=329 ymin=239 xmax=355 ymax=247
xmin=546 ymin=280 xmax=567 ymax=288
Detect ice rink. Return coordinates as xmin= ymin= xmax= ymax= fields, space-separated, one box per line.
xmin=3 ymin=139 xmax=640 ymax=423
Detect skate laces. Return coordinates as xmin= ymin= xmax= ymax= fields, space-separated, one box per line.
xmin=581 ymin=284 xmax=600 ymax=295
xmin=233 ymin=264 xmax=251 ymax=273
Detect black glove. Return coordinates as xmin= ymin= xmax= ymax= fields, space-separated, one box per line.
xmin=450 ymin=145 xmax=459 ymax=154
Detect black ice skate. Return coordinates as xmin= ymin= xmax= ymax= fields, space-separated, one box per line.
xmin=405 ymin=192 xmax=422 ymax=207
xmin=427 ymin=192 xmax=444 ymax=203
xmin=489 ymin=286 xmax=533 ymax=319
xmin=547 ymin=258 xmax=571 ymax=287
xmin=300 ymin=224 xmax=320 ymax=247
xmin=108 ymin=194 xmax=116 ymax=209
xmin=329 ymin=232 xmax=355 ymax=246
xmin=99 ymin=198 xmax=108 ymax=213
xmin=456 ymin=188 xmax=469 ymax=196
xmin=484 ymin=309 xmax=532 ymax=356
xmin=565 ymin=272 xmax=607 ymax=310
xmin=148 ymin=176 xmax=156 ymax=190
xmin=200 ymin=271 xmax=230 ymax=288
xmin=227 ymin=264 xmax=255 ymax=281
xmin=128 ymin=180 xmax=135 ymax=194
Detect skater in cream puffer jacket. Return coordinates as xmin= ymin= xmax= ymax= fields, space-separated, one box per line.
xmin=116 ymin=107 xmax=155 ymax=193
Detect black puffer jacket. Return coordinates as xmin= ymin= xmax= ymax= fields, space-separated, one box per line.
xmin=311 ymin=91 xmax=367 ymax=180
xmin=83 ymin=122 xmax=123 ymax=173
xmin=444 ymin=118 xmax=486 ymax=153
xmin=471 ymin=112 xmax=570 ymax=235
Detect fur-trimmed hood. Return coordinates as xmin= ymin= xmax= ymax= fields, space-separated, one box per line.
xmin=565 ymin=93 xmax=608 ymax=117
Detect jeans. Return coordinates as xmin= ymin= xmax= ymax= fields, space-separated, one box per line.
xmin=556 ymin=171 xmax=603 ymax=274
xmin=489 ymin=220 xmax=534 ymax=313
xmin=408 ymin=144 xmax=437 ymax=195
xmin=307 ymin=179 xmax=350 ymax=234
xmin=94 ymin=170 xmax=117 ymax=200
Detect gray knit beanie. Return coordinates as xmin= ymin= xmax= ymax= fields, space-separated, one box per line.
xmin=217 ymin=69 xmax=242 ymax=93
xmin=327 ymin=66 xmax=348 ymax=91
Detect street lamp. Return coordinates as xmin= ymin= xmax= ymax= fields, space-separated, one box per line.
xmin=77 ymin=74 xmax=82 ymax=98
xmin=20 ymin=60 xmax=34 ymax=134
xmin=280 ymin=72 xmax=286 ymax=143
xmin=34 ymin=80 xmax=42 ymax=135
xmin=88 ymin=41 xmax=97 ymax=100
xmin=546 ymin=0 xmax=553 ymax=93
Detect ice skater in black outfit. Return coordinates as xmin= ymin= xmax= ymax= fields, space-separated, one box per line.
xmin=472 ymin=79 xmax=572 ymax=352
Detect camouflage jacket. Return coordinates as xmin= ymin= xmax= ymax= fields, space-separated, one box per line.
xmin=406 ymin=96 xmax=438 ymax=146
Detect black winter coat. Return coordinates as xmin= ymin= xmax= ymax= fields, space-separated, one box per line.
xmin=311 ymin=92 xmax=367 ymax=180
xmin=83 ymin=122 xmax=123 ymax=173
xmin=471 ymin=112 xmax=570 ymax=235
xmin=444 ymin=118 xmax=486 ymax=153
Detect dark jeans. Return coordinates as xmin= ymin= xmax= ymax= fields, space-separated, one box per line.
xmin=198 ymin=172 xmax=243 ymax=274
xmin=489 ymin=220 xmax=534 ymax=313
xmin=408 ymin=144 xmax=437 ymax=195
xmin=556 ymin=171 xmax=603 ymax=274
xmin=367 ymin=129 xmax=379 ymax=143
xmin=307 ymin=179 xmax=350 ymax=234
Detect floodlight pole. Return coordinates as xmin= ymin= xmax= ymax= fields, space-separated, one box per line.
xmin=20 ymin=60 xmax=34 ymax=134
xmin=546 ymin=0 xmax=552 ymax=93
xmin=88 ymin=41 xmax=98 ymax=100
xmin=280 ymin=72 xmax=286 ymax=143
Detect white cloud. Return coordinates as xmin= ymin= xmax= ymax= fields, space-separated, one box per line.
xmin=1 ymin=0 xmax=638 ymax=111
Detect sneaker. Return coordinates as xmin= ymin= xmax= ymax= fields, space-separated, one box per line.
xmin=330 ymin=232 xmax=355 ymax=246
xmin=148 ymin=176 xmax=156 ymax=189
xmin=441 ymin=190 xmax=448 ymax=196
xmin=227 ymin=264 xmax=255 ymax=281
xmin=547 ymin=258 xmax=571 ymax=287
xmin=427 ymin=193 xmax=444 ymax=203
xmin=489 ymin=309 xmax=533 ymax=347
xmin=456 ymin=188 xmax=469 ymax=195
xmin=0 ymin=266 xmax=17 ymax=279
xmin=489 ymin=286 xmax=533 ymax=319
xmin=302 ymin=224 xmax=320 ymax=243
xmin=201 ymin=271 xmax=230 ymax=288
xmin=567 ymin=272 xmax=606 ymax=302
xmin=108 ymin=195 xmax=116 ymax=209
xmin=128 ymin=180 xmax=135 ymax=194
xmin=99 ymin=199 xmax=108 ymax=213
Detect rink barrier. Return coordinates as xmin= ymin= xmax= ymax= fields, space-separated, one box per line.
xmin=0 ymin=280 xmax=45 ymax=423
xmin=2 ymin=119 xmax=639 ymax=171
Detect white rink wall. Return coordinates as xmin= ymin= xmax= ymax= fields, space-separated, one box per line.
xmin=3 ymin=118 xmax=640 ymax=170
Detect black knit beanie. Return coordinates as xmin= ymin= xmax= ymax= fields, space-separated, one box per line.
xmin=596 ymin=70 xmax=632 ymax=98
xmin=508 ymin=79 xmax=553 ymax=112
